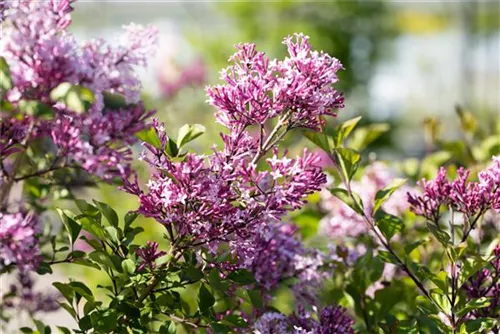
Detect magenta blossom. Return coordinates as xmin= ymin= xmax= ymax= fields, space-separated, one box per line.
xmin=0 ymin=211 xmax=41 ymax=271
xmin=206 ymin=33 xmax=343 ymax=131
xmin=136 ymin=241 xmax=167 ymax=272
xmin=408 ymin=156 xmax=500 ymax=221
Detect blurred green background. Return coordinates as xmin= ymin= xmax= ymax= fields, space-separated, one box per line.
xmin=29 ymin=0 xmax=499 ymax=329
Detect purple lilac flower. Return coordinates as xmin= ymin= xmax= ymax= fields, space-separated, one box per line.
xmin=206 ymin=33 xmax=343 ymax=131
xmin=2 ymin=272 xmax=59 ymax=314
xmin=462 ymin=245 xmax=499 ymax=329
xmin=254 ymin=305 xmax=354 ymax=334
xmin=408 ymin=156 xmax=500 ymax=221
xmin=136 ymin=241 xmax=167 ymax=272
xmin=320 ymin=162 xmax=411 ymax=240
xmin=237 ymin=222 xmax=324 ymax=305
xmin=124 ymin=120 xmax=327 ymax=256
xmin=0 ymin=0 xmax=157 ymax=182
xmin=0 ymin=211 xmax=41 ymax=271
xmin=253 ymin=312 xmax=289 ymax=334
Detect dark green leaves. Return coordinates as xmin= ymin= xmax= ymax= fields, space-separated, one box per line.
xmin=375 ymin=211 xmax=404 ymax=241
xmin=50 ymin=83 xmax=94 ymax=113
xmin=57 ymin=209 xmax=81 ymax=246
xmin=93 ymin=200 xmax=118 ymax=227
xmin=198 ymin=284 xmax=215 ymax=314
xmin=226 ymin=269 xmax=256 ymax=285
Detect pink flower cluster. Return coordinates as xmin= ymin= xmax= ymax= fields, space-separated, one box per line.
xmin=242 ymin=223 xmax=324 ymax=302
xmin=125 ymin=120 xmax=326 ymax=253
xmin=125 ymin=34 xmax=343 ymax=298
xmin=408 ymin=156 xmax=500 ymax=221
xmin=254 ymin=305 xmax=354 ymax=334
xmin=0 ymin=0 xmax=157 ymax=181
xmin=206 ymin=33 xmax=344 ymax=130
xmin=320 ymin=162 xmax=411 ymax=239
xmin=463 ymin=245 xmax=499 ymax=327
xmin=136 ymin=241 xmax=167 ymax=272
xmin=0 ymin=211 xmax=41 ymax=271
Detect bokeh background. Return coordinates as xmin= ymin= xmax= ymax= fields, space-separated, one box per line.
xmin=13 ymin=0 xmax=499 ymax=329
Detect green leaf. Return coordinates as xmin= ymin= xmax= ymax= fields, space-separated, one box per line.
xmin=102 ymin=92 xmax=128 ymax=110
xmin=455 ymin=105 xmax=477 ymax=135
xmin=53 ymin=282 xmax=74 ymax=303
xmin=0 ymin=56 xmax=13 ymax=93
xmin=121 ymin=259 xmax=136 ymax=275
xmin=373 ymin=178 xmax=407 ymax=214
xmin=18 ymin=100 xmax=53 ymax=118
xmin=198 ymin=284 xmax=215 ymax=313
xmin=72 ymin=258 xmax=101 ymax=271
xmin=303 ymin=130 xmax=334 ymax=153
xmin=223 ymin=314 xmax=248 ymax=328
xmin=177 ymin=124 xmax=206 ymax=148
xmin=211 ymin=323 xmax=231 ymax=334
xmin=333 ymin=116 xmax=362 ymax=147
xmin=59 ymin=302 xmax=78 ymax=319
xmin=80 ymin=217 xmax=106 ymax=240
xmin=330 ymin=188 xmax=364 ymax=215
xmin=57 ymin=209 xmax=82 ymax=246
xmin=68 ymin=281 xmax=94 ymax=303
xmin=136 ymin=127 xmax=162 ymax=149
xmin=104 ymin=226 xmax=120 ymax=244
xmin=124 ymin=211 xmax=139 ymax=230
xmin=93 ymin=200 xmax=118 ymax=227
xmin=458 ymin=256 xmax=488 ymax=288
xmin=89 ymin=251 xmax=115 ymax=269
xmin=426 ymin=271 xmax=449 ymax=294
xmin=75 ymin=199 xmax=100 ymax=217
xmin=427 ymin=223 xmax=451 ymax=247
xmin=36 ymin=261 xmax=53 ymax=275
xmin=461 ymin=318 xmax=497 ymax=333
xmin=227 ymin=269 xmax=256 ymax=285
xmin=50 ymin=83 xmax=94 ymax=113
xmin=247 ymin=290 xmax=263 ymax=309
xmin=56 ymin=327 xmax=71 ymax=334
xmin=349 ymin=123 xmax=390 ymax=151
xmin=377 ymin=250 xmax=399 ymax=265
xmin=165 ymin=138 xmax=179 ymax=157
xmin=334 ymin=147 xmax=360 ymax=181
xmin=456 ymin=297 xmax=491 ymax=318
xmin=375 ymin=211 xmax=404 ymax=240
xmin=404 ymin=239 xmax=428 ymax=255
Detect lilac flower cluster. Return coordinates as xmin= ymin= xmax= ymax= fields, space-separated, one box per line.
xmin=254 ymin=305 xmax=354 ymax=334
xmin=0 ymin=211 xmax=41 ymax=271
xmin=0 ymin=0 xmax=157 ymax=181
xmin=320 ymin=162 xmax=411 ymax=239
xmin=408 ymin=156 xmax=500 ymax=221
xmin=136 ymin=241 xmax=167 ymax=272
xmin=206 ymin=33 xmax=344 ymax=130
xmin=2 ymin=272 xmax=59 ymax=314
xmin=124 ymin=34 xmax=342 ymax=305
xmin=462 ymin=245 xmax=499 ymax=326
xmin=125 ymin=120 xmax=327 ymax=254
xmin=241 ymin=222 xmax=324 ymax=305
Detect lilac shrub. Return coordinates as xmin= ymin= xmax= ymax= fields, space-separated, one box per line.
xmin=1 ymin=1 xmax=498 ymax=333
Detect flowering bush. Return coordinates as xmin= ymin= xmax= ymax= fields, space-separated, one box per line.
xmin=1 ymin=1 xmax=499 ymax=334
